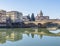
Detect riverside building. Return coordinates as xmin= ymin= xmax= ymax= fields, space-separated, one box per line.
xmin=35 ymin=10 xmax=49 ymax=21
xmin=0 ymin=10 xmax=6 ymax=23
xmin=6 ymin=11 xmax=23 ymax=23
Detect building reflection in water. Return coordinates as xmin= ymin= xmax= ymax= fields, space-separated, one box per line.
xmin=6 ymin=32 xmax=22 ymax=41
xmin=0 ymin=32 xmax=6 ymax=44
xmin=0 ymin=28 xmax=60 ymax=44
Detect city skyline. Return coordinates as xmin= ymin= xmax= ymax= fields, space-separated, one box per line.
xmin=0 ymin=0 xmax=60 ymax=19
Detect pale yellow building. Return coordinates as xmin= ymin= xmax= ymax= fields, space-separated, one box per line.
xmin=6 ymin=11 xmax=23 ymax=22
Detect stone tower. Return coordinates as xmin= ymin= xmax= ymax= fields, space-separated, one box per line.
xmin=40 ymin=10 xmax=43 ymax=17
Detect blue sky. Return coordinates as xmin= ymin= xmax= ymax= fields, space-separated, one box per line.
xmin=0 ymin=0 xmax=60 ymax=19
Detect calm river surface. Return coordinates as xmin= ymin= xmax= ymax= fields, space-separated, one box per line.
xmin=0 ymin=28 xmax=60 ymax=46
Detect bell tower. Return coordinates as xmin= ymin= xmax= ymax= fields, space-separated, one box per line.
xmin=40 ymin=10 xmax=43 ymax=17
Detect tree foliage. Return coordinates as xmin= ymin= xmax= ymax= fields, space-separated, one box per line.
xmin=31 ymin=13 xmax=35 ymax=21
xmin=27 ymin=14 xmax=31 ymax=21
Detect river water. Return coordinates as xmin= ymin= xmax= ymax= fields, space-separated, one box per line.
xmin=0 ymin=28 xmax=60 ymax=46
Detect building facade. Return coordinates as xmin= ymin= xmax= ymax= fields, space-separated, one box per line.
xmin=0 ymin=10 xmax=6 ymax=23
xmin=22 ymin=16 xmax=30 ymax=21
xmin=35 ymin=10 xmax=49 ymax=21
xmin=6 ymin=11 xmax=23 ymax=23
